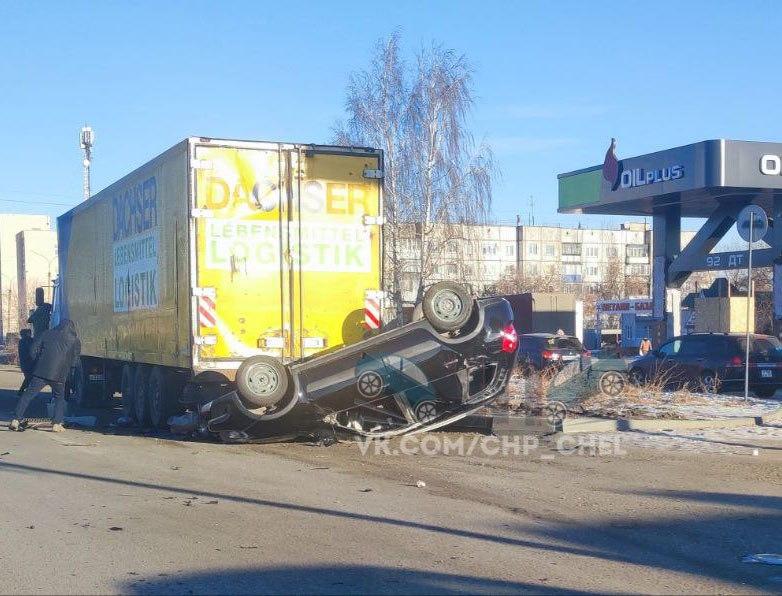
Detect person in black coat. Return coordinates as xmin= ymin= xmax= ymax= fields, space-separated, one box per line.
xmin=10 ymin=319 xmax=81 ymax=432
xmin=16 ymin=329 xmax=35 ymax=396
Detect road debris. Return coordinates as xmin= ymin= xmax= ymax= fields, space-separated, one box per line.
xmin=415 ymin=480 xmax=426 ymax=488
xmin=109 ymin=526 xmax=124 ymax=531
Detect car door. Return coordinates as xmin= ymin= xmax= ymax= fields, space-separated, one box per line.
xmin=654 ymin=337 xmax=685 ymax=386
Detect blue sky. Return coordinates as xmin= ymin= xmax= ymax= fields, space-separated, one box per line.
xmin=1 ymin=1 xmax=779 ymax=230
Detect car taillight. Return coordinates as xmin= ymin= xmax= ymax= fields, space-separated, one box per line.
xmin=729 ymin=355 xmax=743 ymax=366
xmin=542 ymin=349 xmax=553 ymax=359
xmin=500 ymin=324 xmax=518 ymax=353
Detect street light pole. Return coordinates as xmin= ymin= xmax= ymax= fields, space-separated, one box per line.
xmin=744 ymin=213 xmax=754 ymax=401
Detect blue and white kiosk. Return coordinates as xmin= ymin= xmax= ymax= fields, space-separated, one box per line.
xmin=559 ymin=139 xmax=782 ymax=340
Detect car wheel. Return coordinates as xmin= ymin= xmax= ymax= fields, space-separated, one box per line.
xmin=133 ymin=366 xmax=150 ymax=425
xmin=699 ymin=370 xmax=719 ymax=394
xmin=545 ymin=401 xmax=567 ymax=429
xmin=120 ymin=364 xmax=136 ymax=420
xmin=414 ymin=400 xmax=438 ymax=423
xmin=599 ymin=371 xmax=626 ymax=396
xmin=148 ymin=367 xmax=171 ymax=429
xmin=357 ymin=370 xmax=385 ymax=398
xmin=754 ymin=386 xmax=778 ymax=399
xmin=236 ymin=355 xmax=290 ymax=408
xmin=421 ymin=281 xmax=473 ymax=332
xmin=629 ymin=367 xmax=646 ymax=386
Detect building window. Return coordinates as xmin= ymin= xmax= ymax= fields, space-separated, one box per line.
xmin=482 ymin=243 xmax=498 ymax=256
xmin=527 ymin=263 xmax=539 ymax=276
xmin=584 ymin=245 xmax=599 ymax=257
xmin=629 ymin=264 xmax=649 ymax=276
xmin=505 ymin=244 xmax=515 ymax=257
xmin=627 ymin=244 xmax=649 ymax=258
xmin=544 ymin=243 xmax=555 ymax=257
xmin=527 ymin=243 xmax=538 ymax=256
xmin=584 ymin=265 xmax=599 ymax=276
xmin=445 ymin=240 xmax=458 ymax=256
xmin=607 ymin=246 xmax=618 ymax=258
xmin=562 ymin=243 xmax=581 ymax=256
xmin=402 ymin=277 xmax=414 ymax=292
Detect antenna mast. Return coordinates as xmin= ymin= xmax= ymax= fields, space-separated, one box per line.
xmin=80 ymin=126 xmax=94 ymax=201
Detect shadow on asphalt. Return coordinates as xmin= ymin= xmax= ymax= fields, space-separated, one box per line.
xmin=0 ymin=460 xmax=780 ymax=591
xmin=120 ymin=564 xmax=581 ymax=595
xmin=513 ymin=489 xmax=782 ymax=592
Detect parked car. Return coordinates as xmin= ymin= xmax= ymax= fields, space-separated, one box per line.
xmin=205 ymin=282 xmax=519 ymax=442
xmin=628 ymin=333 xmax=782 ymax=398
xmin=518 ymin=333 xmax=587 ymax=374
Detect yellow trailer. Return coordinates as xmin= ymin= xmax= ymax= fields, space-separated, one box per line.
xmin=57 ymin=137 xmax=383 ymax=427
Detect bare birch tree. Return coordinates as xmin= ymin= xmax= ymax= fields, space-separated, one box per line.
xmin=334 ymin=33 xmax=494 ymax=318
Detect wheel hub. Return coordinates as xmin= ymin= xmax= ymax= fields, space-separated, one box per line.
xmin=247 ymin=364 xmax=279 ymax=395
xmin=432 ymin=289 xmax=463 ymax=321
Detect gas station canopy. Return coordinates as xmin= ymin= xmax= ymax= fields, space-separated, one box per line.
xmin=558 ymin=140 xmax=782 ymax=217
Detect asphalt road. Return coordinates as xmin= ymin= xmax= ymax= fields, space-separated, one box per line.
xmin=0 ymin=367 xmax=781 ymax=594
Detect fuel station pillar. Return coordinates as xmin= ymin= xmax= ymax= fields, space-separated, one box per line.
xmin=652 ymin=204 xmax=681 ymax=337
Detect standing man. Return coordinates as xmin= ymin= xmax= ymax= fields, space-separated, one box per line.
xmin=639 ymin=337 xmax=653 ymax=357
xmin=27 ymin=287 xmax=52 ymax=338
xmin=16 ymin=328 xmax=34 ymax=396
xmin=9 ymin=319 xmax=81 ymax=433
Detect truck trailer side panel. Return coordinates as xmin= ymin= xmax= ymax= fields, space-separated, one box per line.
xmin=57 ymin=141 xmax=192 ymax=368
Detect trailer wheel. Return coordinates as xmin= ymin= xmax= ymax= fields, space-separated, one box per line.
xmin=120 ymin=365 xmax=136 ymax=419
xmin=148 ymin=367 xmax=171 ymax=429
xmin=421 ymin=281 xmax=473 ymax=332
xmin=414 ymin=400 xmax=438 ymax=423
xmin=236 ymin=356 xmax=290 ymax=408
xmin=70 ymin=359 xmax=91 ymax=407
xmin=133 ymin=366 xmax=150 ymax=425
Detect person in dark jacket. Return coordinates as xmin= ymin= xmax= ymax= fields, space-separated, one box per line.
xmin=16 ymin=328 xmax=35 ymax=396
xmin=27 ymin=288 xmax=52 ymax=338
xmin=10 ymin=319 xmax=81 ymax=432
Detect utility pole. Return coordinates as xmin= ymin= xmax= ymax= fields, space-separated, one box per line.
xmin=80 ymin=126 xmax=94 ymax=201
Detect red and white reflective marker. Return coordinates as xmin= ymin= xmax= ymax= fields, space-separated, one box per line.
xmin=364 ymin=295 xmax=381 ymax=330
xmin=199 ymin=295 xmax=217 ymax=328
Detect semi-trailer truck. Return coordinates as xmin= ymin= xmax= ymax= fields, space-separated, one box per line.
xmin=56 ymin=137 xmax=384 ymax=428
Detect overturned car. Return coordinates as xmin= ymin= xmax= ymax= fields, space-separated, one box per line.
xmin=202 ymin=282 xmax=518 ymax=442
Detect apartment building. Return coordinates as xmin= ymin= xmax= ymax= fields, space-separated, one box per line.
xmin=0 ymin=214 xmax=52 ymax=339
xmin=16 ymin=229 xmax=58 ymax=329
xmin=392 ymin=221 xmax=702 ymax=306
xmin=517 ymin=222 xmax=651 ymax=287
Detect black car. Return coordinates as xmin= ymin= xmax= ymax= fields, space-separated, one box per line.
xmin=629 ymin=333 xmax=782 ymax=398
xmin=204 ymin=282 xmax=519 ymax=442
xmin=518 ymin=333 xmax=587 ymax=373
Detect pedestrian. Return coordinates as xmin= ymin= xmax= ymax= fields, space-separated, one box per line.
xmin=16 ymin=328 xmax=35 ymax=396
xmin=556 ymin=328 xmax=565 ymax=336
xmin=639 ymin=336 xmax=652 ymax=357
xmin=27 ymin=287 xmax=52 ymax=338
xmin=9 ymin=319 xmax=81 ymax=433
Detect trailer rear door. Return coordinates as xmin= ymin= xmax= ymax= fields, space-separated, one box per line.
xmin=191 ymin=141 xmax=382 ymax=370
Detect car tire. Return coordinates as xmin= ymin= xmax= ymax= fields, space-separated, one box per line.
xmin=755 ymin=386 xmax=778 ymax=399
xmin=133 ymin=366 xmax=150 ymax=425
xmin=357 ymin=370 xmax=385 ymax=398
xmin=699 ymin=370 xmax=719 ymax=394
xmin=148 ymin=367 xmax=171 ymax=429
xmin=599 ymin=371 xmax=626 ymax=396
xmin=70 ymin=359 xmax=91 ymax=408
xmin=120 ymin=364 xmax=136 ymax=420
xmin=236 ymin=355 xmax=290 ymax=408
xmin=414 ymin=400 xmax=438 ymax=422
xmin=421 ymin=281 xmax=473 ymax=332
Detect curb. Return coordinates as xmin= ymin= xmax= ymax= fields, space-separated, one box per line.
xmin=483 ymin=405 xmax=782 ymax=436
